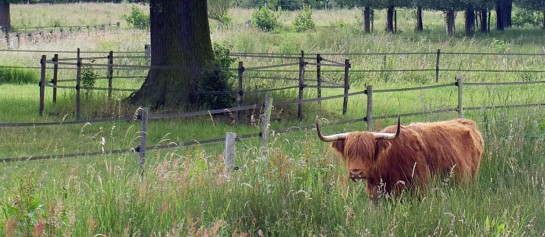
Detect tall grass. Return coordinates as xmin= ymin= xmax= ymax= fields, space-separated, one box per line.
xmin=1 ymin=3 xmax=545 ymax=236
xmin=2 ymin=111 xmax=545 ymax=235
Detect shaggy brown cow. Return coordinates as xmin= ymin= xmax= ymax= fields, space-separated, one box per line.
xmin=317 ymin=117 xmax=484 ymax=200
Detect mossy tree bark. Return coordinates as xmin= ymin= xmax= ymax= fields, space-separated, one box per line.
xmin=129 ymin=0 xmax=213 ymax=110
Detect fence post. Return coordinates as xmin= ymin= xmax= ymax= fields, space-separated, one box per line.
xmin=435 ymin=49 xmax=441 ymax=82
xmin=237 ymin=61 xmax=244 ymax=123
xmin=107 ymin=51 xmax=113 ymax=99
xmin=260 ymin=96 xmax=273 ymax=153
xmin=76 ymin=48 xmax=81 ymax=120
xmin=365 ymin=85 xmax=373 ymax=131
xmin=52 ymin=54 xmax=58 ymax=103
xmin=138 ymin=107 xmax=148 ymax=178
xmin=39 ymin=55 xmax=46 ymax=116
xmin=316 ymin=54 xmax=322 ymax=104
xmin=298 ymin=51 xmax=306 ymax=120
xmin=224 ymin=132 xmax=236 ymax=177
xmin=456 ymin=77 xmax=464 ymax=119
xmin=343 ymin=58 xmax=351 ymax=115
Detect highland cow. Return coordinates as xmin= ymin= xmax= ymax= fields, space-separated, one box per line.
xmin=317 ymin=117 xmax=484 ymax=200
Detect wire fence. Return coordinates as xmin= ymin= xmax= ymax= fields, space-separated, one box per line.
xmin=2 ymin=76 xmax=545 ymax=164
xmin=0 ymin=23 xmax=121 ymax=49
xmin=2 ymin=49 xmax=545 ymax=167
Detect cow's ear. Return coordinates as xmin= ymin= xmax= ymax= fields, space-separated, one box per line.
xmin=331 ymin=140 xmax=346 ymax=156
xmin=374 ymin=140 xmax=392 ymax=160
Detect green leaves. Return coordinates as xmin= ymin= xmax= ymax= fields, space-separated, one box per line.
xmin=252 ymin=6 xmax=281 ymax=32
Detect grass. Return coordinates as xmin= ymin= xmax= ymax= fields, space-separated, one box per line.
xmin=1 ymin=3 xmax=545 ymax=236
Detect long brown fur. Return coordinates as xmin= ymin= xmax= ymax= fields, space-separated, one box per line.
xmin=329 ymin=119 xmax=484 ymax=200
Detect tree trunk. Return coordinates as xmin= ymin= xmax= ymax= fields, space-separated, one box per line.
xmin=465 ymin=6 xmax=475 ymax=35
xmin=496 ymin=0 xmax=504 ymax=31
xmin=129 ymin=0 xmax=214 ymax=109
xmin=0 ymin=1 xmax=10 ymax=32
xmin=416 ymin=5 xmax=423 ymax=31
xmin=446 ymin=10 xmax=455 ymax=37
xmin=504 ymin=0 xmax=512 ymax=28
xmin=386 ymin=5 xmax=394 ymax=32
xmin=480 ymin=9 xmax=488 ymax=33
xmin=364 ymin=6 xmax=371 ymax=33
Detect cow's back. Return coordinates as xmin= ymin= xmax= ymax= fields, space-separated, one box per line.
xmin=404 ymin=119 xmax=484 ymax=182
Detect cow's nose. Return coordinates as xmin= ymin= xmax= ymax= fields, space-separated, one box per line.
xmin=350 ymin=169 xmax=362 ymax=175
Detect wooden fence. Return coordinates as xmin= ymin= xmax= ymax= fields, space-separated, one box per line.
xmin=38 ymin=49 xmax=352 ymax=122
xmin=0 ymin=23 xmax=120 ymax=49
xmin=4 ymin=76 xmax=545 ymax=180
xmin=4 ymin=49 xmax=545 ymax=168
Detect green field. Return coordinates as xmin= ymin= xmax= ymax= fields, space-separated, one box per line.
xmin=1 ymin=3 xmax=545 ymax=236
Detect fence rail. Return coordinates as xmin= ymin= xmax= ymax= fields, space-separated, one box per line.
xmin=3 ymin=49 xmax=545 ymax=170
xmin=4 ymin=76 xmax=545 ymax=164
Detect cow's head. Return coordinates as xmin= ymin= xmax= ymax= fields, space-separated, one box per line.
xmin=316 ymin=117 xmax=400 ymax=182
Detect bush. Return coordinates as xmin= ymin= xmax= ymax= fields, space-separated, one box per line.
xmin=251 ymin=6 xmax=280 ymax=32
xmin=0 ymin=67 xmax=38 ymax=84
xmin=196 ymin=44 xmax=237 ymax=110
xmin=293 ymin=7 xmax=315 ymax=32
xmin=81 ymin=61 xmax=97 ymax=99
xmin=512 ymin=6 xmax=541 ymax=27
xmin=122 ymin=6 xmax=149 ymax=30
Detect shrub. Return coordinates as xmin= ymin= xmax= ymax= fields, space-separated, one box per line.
xmin=196 ymin=43 xmax=237 ymax=109
xmin=512 ymin=6 xmax=541 ymax=27
xmin=0 ymin=67 xmax=38 ymax=84
xmin=251 ymin=6 xmax=280 ymax=32
xmin=293 ymin=7 xmax=315 ymax=32
xmin=218 ymin=13 xmax=233 ymax=26
xmin=122 ymin=6 xmax=149 ymax=30
xmin=81 ymin=61 xmax=97 ymax=99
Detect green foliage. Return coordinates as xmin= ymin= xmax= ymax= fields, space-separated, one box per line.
xmin=1 ymin=171 xmax=45 ymax=236
xmin=218 ymin=13 xmax=233 ymax=26
xmin=251 ymin=6 xmax=281 ymax=32
xmin=512 ymin=5 xmax=541 ymax=27
xmin=122 ymin=6 xmax=149 ymax=30
xmin=0 ymin=67 xmax=38 ymax=84
xmin=81 ymin=61 xmax=97 ymax=99
xmin=196 ymin=43 xmax=237 ymax=110
xmin=293 ymin=7 xmax=316 ymax=32
xmin=233 ymin=0 xmax=330 ymax=10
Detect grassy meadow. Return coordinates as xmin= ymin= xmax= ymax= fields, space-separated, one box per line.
xmin=1 ymin=3 xmax=545 ymax=236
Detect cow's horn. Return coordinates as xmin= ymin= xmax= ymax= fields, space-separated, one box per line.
xmin=373 ymin=115 xmax=401 ymax=140
xmin=316 ymin=117 xmax=348 ymax=142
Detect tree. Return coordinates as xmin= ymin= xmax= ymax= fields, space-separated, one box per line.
xmin=336 ymin=0 xmax=410 ymax=33
xmin=495 ymin=0 xmax=513 ymax=30
xmin=0 ymin=0 xmax=11 ymax=32
xmin=463 ymin=0 xmax=494 ymax=35
xmin=128 ymin=0 xmax=214 ymax=109
xmin=420 ymin=0 xmax=465 ymax=36
xmin=416 ymin=4 xmax=423 ymax=31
